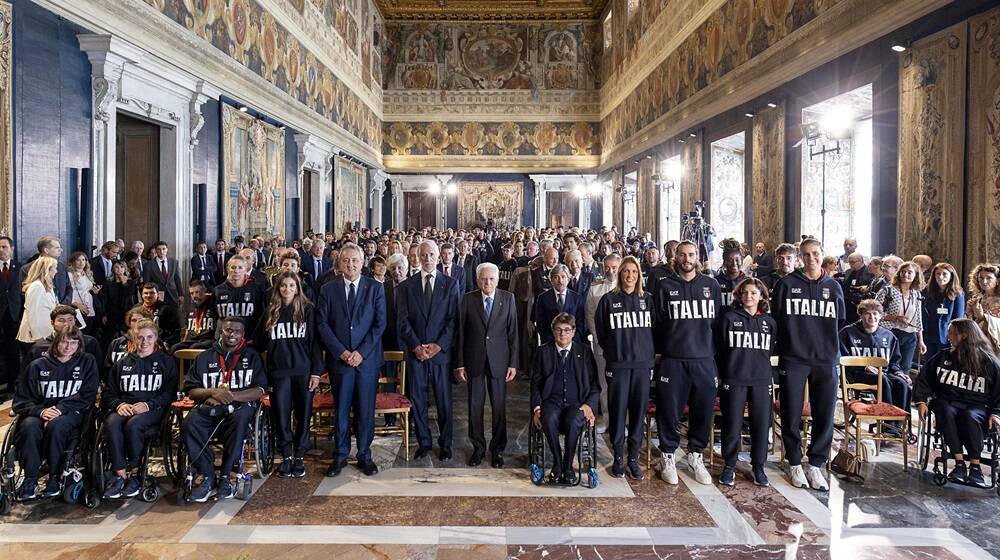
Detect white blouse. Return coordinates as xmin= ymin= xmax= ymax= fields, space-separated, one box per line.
xmin=17 ymin=281 xmax=57 ymax=343
xmin=71 ymin=272 xmax=96 ymax=316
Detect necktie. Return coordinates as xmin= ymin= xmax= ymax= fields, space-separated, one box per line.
xmin=160 ymin=260 xmax=167 ymax=278
xmin=444 ymin=265 xmax=450 ymax=277
xmin=218 ymin=254 xmax=224 ymax=273
xmin=2 ymin=262 xmax=8 ymax=285
xmin=485 ymin=296 xmax=493 ymax=320
xmin=348 ymin=281 xmax=357 ymax=314
xmin=316 ymin=259 xmax=322 ymax=276
xmin=105 ymin=259 xmax=111 ymax=277
xmin=559 ymin=349 xmax=569 ymax=367
xmin=424 ymin=274 xmax=433 ymax=313
xmin=557 ymin=293 xmax=565 ymax=311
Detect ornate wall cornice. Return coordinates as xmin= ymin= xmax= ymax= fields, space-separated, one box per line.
xmin=375 ymin=0 xmax=610 ymax=21
xmin=383 ymin=154 xmax=600 ymax=173
xmin=383 ymin=90 xmax=600 ymax=121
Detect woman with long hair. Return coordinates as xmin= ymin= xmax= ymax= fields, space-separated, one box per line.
xmin=594 ymin=255 xmax=655 ymax=480
xmin=966 ymin=263 xmax=1000 ymax=350
xmin=68 ymin=251 xmax=100 ymax=336
xmin=876 ymin=260 xmax=926 ymax=372
xmin=260 ymin=271 xmax=322 ymax=478
xmin=914 ymin=319 xmax=1000 ymax=487
xmin=716 ymin=277 xmax=775 ymax=487
xmin=922 ymin=262 xmax=965 ymax=360
xmin=100 ymin=260 xmax=138 ymax=349
xmin=17 ymin=256 xmax=60 ymax=350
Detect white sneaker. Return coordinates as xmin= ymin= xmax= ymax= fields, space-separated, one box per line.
xmin=659 ymin=452 xmax=679 ymax=485
xmin=686 ymin=452 xmax=712 ymax=485
xmin=789 ymin=464 xmax=809 ymax=489
xmin=807 ymin=465 xmax=829 ymax=491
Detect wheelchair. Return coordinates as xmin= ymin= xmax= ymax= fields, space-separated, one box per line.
xmin=173 ymin=395 xmax=274 ymax=506
xmin=0 ymin=407 xmax=102 ymax=514
xmin=917 ymin=409 xmax=1000 ymax=496
xmin=527 ymin=417 xmax=600 ymax=489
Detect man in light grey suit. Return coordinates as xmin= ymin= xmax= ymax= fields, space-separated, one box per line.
xmin=455 ymin=262 xmax=518 ymax=468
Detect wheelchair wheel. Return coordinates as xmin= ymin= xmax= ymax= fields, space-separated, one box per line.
xmin=1 ymin=416 xmax=22 ymax=508
xmin=141 ymin=484 xmax=159 ymax=503
xmin=587 ymin=467 xmax=599 ymax=489
xmin=161 ymin=408 xmax=185 ymax=483
xmin=252 ymin=405 xmax=274 ymax=478
xmin=0 ymin=491 xmax=10 ymax=515
xmin=933 ymin=473 xmax=948 ymax=486
xmin=84 ymin=489 xmax=101 ymax=509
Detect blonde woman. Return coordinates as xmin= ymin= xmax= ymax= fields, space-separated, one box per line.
xmin=967 ymin=263 xmax=1000 ymax=351
xmin=17 ymin=257 xmax=60 ymax=348
xmin=69 ymin=251 xmax=99 ymax=333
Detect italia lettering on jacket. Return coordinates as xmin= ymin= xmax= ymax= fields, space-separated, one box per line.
xmin=608 ymin=310 xmax=652 ymax=329
xmin=784 ymin=298 xmax=837 ymax=318
xmin=727 ymin=330 xmax=771 ymax=350
xmin=269 ymin=322 xmax=307 ymax=339
xmin=39 ymin=379 xmax=83 ymax=399
xmin=847 ymin=343 xmax=890 ymax=361
xmin=936 ymin=366 xmax=987 ymax=394
xmin=186 ymin=315 xmax=216 ymax=334
xmin=118 ymin=363 xmax=163 ymax=392
xmin=200 ymin=368 xmax=257 ymax=390
xmin=667 ymin=299 xmax=716 ymax=320
xmin=217 ymin=302 xmax=255 ymax=317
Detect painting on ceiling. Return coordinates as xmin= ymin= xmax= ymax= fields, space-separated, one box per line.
xmin=382 ymin=22 xmax=600 ymax=91
xmin=222 ymin=104 xmax=286 ymax=242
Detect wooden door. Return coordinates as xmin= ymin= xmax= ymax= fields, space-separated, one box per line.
xmin=547 ymin=191 xmax=576 ymax=228
xmin=404 ymin=192 xmax=435 ymax=229
xmin=115 ymin=113 xmax=160 ymax=246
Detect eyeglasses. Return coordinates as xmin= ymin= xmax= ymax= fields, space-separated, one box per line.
xmin=553 ymin=327 xmax=575 ymax=334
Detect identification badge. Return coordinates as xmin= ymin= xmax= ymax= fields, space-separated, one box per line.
xmin=937 ymin=306 xmax=948 ymax=315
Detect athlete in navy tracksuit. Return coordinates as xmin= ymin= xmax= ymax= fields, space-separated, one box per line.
xmin=213 ymin=256 xmax=266 ymax=345
xmin=771 ymin=239 xmax=845 ymax=490
xmin=716 ymin=246 xmax=749 ymax=308
xmin=595 ymin=256 xmax=655 ymax=480
xmin=839 ymin=300 xmax=911 ymax=415
xmin=102 ymin=320 xmax=178 ymax=499
xmin=653 ymin=241 xmax=722 ymax=485
xmin=716 ymin=278 xmax=775 ymax=487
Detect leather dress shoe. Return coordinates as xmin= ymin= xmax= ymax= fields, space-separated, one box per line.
xmin=439 ymin=447 xmax=453 ymax=461
xmin=358 ymin=459 xmax=379 ymax=476
xmin=468 ymin=451 xmax=484 ymax=467
xmin=325 ymin=459 xmax=347 ymax=477
xmin=491 ymin=454 xmax=504 ymax=468
xmin=414 ymin=447 xmax=431 ymax=460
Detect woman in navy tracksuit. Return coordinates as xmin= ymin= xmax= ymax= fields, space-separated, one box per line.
xmin=595 ymin=255 xmax=655 ymax=481
xmin=716 ymin=277 xmax=775 ymax=487
xmin=922 ymin=262 xmax=965 ymax=362
xmin=259 ymin=271 xmax=323 ymax=479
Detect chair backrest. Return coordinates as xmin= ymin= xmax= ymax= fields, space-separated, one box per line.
xmin=379 ymin=350 xmax=406 ymax=396
xmin=839 ymin=355 xmax=889 ymax=403
xmin=173 ymin=348 xmax=206 ymax=390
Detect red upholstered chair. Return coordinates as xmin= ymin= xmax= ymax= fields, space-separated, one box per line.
xmin=839 ymin=356 xmax=910 ymax=469
xmin=374 ymin=351 xmax=411 ymax=458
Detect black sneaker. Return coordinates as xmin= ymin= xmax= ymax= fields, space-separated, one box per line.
xmin=16 ymin=478 xmax=37 ymax=501
xmin=191 ymin=477 xmax=217 ymax=503
xmin=968 ymin=465 xmax=987 ymax=488
xmin=278 ymin=457 xmax=292 ymax=478
xmin=611 ymin=457 xmax=625 ymax=478
xmin=217 ymin=476 xmax=235 ymax=499
xmin=103 ymin=476 xmax=126 ymax=499
xmin=291 ymin=457 xmax=306 ymax=478
xmin=948 ymin=462 xmax=968 ymax=483
xmin=719 ymin=466 xmax=736 ymax=487
xmin=626 ymin=458 xmax=644 ymax=481
xmin=42 ymin=477 xmax=62 ymax=498
xmin=122 ymin=476 xmax=143 ymax=498
xmin=751 ymin=465 xmax=770 ymax=487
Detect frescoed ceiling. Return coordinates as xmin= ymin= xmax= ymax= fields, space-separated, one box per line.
xmin=374 ymin=0 xmax=611 ymax=21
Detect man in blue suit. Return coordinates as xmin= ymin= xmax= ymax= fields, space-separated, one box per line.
xmin=317 ymin=243 xmax=386 ymax=477
xmin=303 ymin=239 xmax=333 ymax=290
xmin=532 ymin=264 xmax=585 ymax=345
xmin=397 ymin=240 xmax=461 ymax=461
xmin=437 ymin=243 xmax=466 ymax=295
xmin=190 ymin=241 xmax=217 ymax=286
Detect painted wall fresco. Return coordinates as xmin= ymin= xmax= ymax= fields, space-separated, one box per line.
xmin=143 ymin=0 xmax=381 ymax=150
xmin=382 ymin=21 xmax=601 ymax=91
xmin=967 ymin=7 xmax=1000 ymax=265
xmin=605 ymin=0 xmax=674 ymax=83
xmin=751 ymin=101 xmax=785 ymax=251
xmin=383 ymin=120 xmax=599 ymax=157
xmin=602 ymin=0 xmax=845 ymax=155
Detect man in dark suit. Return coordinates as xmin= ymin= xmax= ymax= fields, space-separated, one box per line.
xmin=21 ymin=236 xmax=72 ymax=304
xmin=566 ymin=249 xmax=594 ymax=301
xmin=190 ymin=241 xmax=217 ymax=286
xmin=531 ymin=312 xmax=599 ymax=484
xmin=455 ymin=239 xmax=479 ymax=293
xmin=532 ymin=264 xmax=585 ymax=346
xmin=90 ymin=241 xmax=120 ymax=286
xmin=303 ymin=240 xmax=332 ymax=290
xmin=211 ymin=239 xmax=229 ymax=286
xmin=316 ymin=243 xmax=386 ymax=477
xmin=752 ymin=242 xmax=774 ymax=279
xmin=0 ymin=236 xmax=22 ymax=397
xmin=142 ymin=241 xmax=184 ymax=309
xmin=455 ymin=262 xmax=518 ymax=468
xmin=437 ymin=243 xmax=466 ymax=294
xmin=397 ymin=240 xmax=461 ymax=461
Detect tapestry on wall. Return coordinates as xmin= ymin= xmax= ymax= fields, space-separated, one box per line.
xmin=457 ymin=182 xmax=523 ymax=230
xmin=967 ymin=7 xmax=1000 ymax=266
xmin=0 ymin=0 xmax=10 ymax=236
xmin=221 ymin=104 xmax=286 ymax=242
xmin=333 ymin=157 xmax=365 ymax=235
xmin=897 ymin=22 xmax=966 ymax=266
xmin=751 ymin=101 xmax=786 ymax=251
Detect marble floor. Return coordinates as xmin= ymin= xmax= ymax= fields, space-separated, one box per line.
xmin=1 ymin=376 xmax=998 ymax=560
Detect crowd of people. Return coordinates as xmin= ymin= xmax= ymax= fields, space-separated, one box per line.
xmin=2 ymin=224 xmax=1000 ymax=504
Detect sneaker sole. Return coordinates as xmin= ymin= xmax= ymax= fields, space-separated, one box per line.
xmin=719 ymin=479 xmax=735 ymax=487
xmin=124 ymin=488 xmax=141 ymax=498
xmin=193 ymin=490 xmax=217 ymax=503
xmin=291 ymin=472 xmax=306 ymax=478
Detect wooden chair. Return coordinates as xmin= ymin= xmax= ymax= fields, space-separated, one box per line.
xmin=173 ymin=348 xmax=205 ymax=392
xmin=839 ymin=356 xmax=910 ymax=469
xmin=374 ymin=351 xmax=411 ymax=459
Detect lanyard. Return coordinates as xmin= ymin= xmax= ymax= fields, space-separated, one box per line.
xmin=217 ymin=341 xmax=245 ymax=387
xmin=193 ymin=306 xmax=206 ymax=330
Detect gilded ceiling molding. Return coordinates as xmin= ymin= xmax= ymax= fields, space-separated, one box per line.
xmin=383 ymin=154 xmax=601 ymax=173
xmin=374 ymin=0 xmax=611 ymax=21
xmin=383 ymin=90 xmax=600 ymax=121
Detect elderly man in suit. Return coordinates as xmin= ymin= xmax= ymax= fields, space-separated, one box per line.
xmin=303 ymin=239 xmax=332 ymax=290
xmin=531 ymin=312 xmax=599 ymax=484
xmin=397 ymin=240 xmax=461 ymax=461
xmin=585 ymin=252 xmax=622 ymax=434
xmin=317 ymin=243 xmax=386 ymax=477
xmin=142 ymin=240 xmax=184 ymax=309
xmin=190 ymin=241 xmax=217 ymax=286
xmin=455 ymin=262 xmax=518 ymax=468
